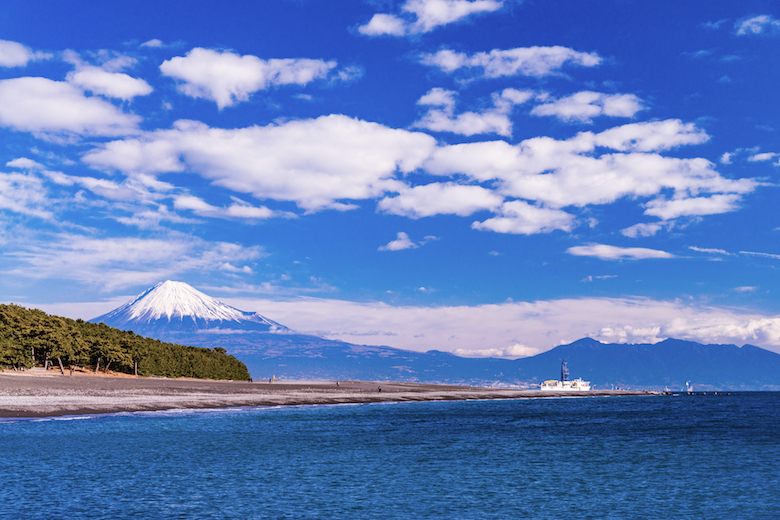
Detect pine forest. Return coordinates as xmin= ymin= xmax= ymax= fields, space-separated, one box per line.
xmin=0 ymin=304 xmax=250 ymax=381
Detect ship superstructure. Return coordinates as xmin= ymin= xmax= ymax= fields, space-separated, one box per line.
xmin=540 ymin=360 xmax=591 ymax=391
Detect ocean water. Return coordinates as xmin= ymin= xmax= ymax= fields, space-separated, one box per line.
xmin=1 ymin=393 xmax=779 ymax=519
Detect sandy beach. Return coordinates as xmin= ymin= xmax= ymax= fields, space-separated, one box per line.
xmin=0 ymin=369 xmax=661 ymax=418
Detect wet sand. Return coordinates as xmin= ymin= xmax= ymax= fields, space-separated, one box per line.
xmin=0 ymin=369 xmax=661 ymax=418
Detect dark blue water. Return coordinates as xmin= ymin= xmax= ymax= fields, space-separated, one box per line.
xmin=1 ymin=393 xmax=779 ymax=519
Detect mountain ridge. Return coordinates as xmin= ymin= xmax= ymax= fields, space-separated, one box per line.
xmin=91 ymin=281 xmax=780 ymax=390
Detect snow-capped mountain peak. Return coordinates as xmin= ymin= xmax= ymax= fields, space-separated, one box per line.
xmin=115 ymin=280 xmax=245 ymax=322
xmin=92 ymin=280 xmax=288 ymax=334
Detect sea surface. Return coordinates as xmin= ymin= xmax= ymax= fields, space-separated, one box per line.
xmin=1 ymin=393 xmax=779 ymax=519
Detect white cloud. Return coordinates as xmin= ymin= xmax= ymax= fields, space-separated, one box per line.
xmin=472 ymin=200 xmax=576 ymax=234
xmin=0 ymin=172 xmax=53 ymax=219
xmin=748 ymin=152 xmax=777 ymax=162
xmin=82 ymin=115 xmax=756 ymax=234
xmin=412 ymin=87 xmax=533 ymax=136
xmin=0 ymin=40 xmax=49 ymax=67
xmin=114 ymin=206 xmax=200 ymax=230
xmin=531 ymin=91 xmax=644 ymax=123
xmin=420 ymin=46 xmax=601 ymax=78
xmin=83 ymin=115 xmax=437 ymax=212
xmin=67 ymin=65 xmax=153 ymax=101
xmin=173 ymin=194 xmax=294 ymax=220
xmin=378 ymin=232 xmax=418 ymax=251
xmin=141 ymin=39 xmax=164 ymax=48
xmin=581 ymin=275 xmax=618 ymax=283
xmin=6 ymin=157 xmax=46 ymax=170
xmin=567 ymin=243 xmax=674 ymax=260
xmin=379 ymin=182 xmax=503 ymax=218
xmin=209 ymin=295 xmax=780 ymax=358
xmin=6 ymin=157 xmax=178 ymax=220
xmin=735 ymin=15 xmax=780 ymax=36
xmin=5 ymin=233 xmax=266 ymax=291
xmin=359 ymin=14 xmax=408 ymax=36
xmin=644 ymin=194 xmax=742 ymax=220
xmin=0 ymin=77 xmax=141 ymax=138
xmin=720 ymin=152 xmax=732 ymax=164
xmin=160 ymin=48 xmax=338 ymax=109
xmin=621 ymin=221 xmax=674 ymax=238
xmin=689 ymin=246 xmax=732 ymax=256
xmin=39 ymin=168 xmax=158 ymax=202
xmin=453 ymin=343 xmax=537 ymax=358
xmin=359 ymin=0 xmax=503 ymax=36
xmin=586 ymin=119 xmax=709 ymax=152
xmin=220 ymin=262 xmax=253 ymax=274
xmin=740 ymin=250 xmax=780 ymax=261
xmin=424 ymin=120 xmax=752 ymax=215
xmin=62 ymin=51 xmax=153 ymax=101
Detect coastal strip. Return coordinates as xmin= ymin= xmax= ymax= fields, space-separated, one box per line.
xmin=0 ymin=371 xmax=661 ymax=418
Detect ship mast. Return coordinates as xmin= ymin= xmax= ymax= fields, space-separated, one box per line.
xmin=561 ymin=360 xmax=569 ymax=382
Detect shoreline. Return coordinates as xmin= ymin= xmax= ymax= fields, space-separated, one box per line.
xmin=0 ymin=370 xmax=663 ymax=418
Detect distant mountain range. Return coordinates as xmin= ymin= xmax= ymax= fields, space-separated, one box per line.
xmin=92 ymin=281 xmax=780 ymax=390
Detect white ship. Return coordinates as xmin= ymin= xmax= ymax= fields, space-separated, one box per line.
xmin=540 ymin=360 xmax=591 ymax=391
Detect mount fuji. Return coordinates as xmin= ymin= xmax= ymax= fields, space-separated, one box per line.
xmin=91 ymin=281 xmax=780 ymax=389
xmin=93 ymin=281 xmax=289 ymax=336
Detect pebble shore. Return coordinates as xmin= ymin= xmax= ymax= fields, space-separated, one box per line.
xmin=0 ymin=369 xmax=661 ymax=418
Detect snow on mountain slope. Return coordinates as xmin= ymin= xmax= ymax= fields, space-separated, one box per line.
xmin=92 ymin=280 xmax=288 ymax=333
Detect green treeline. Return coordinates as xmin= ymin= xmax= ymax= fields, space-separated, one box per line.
xmin=0 ymin=304 xmax=250 ymax=380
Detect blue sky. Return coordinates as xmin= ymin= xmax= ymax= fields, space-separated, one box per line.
xmin=2 ymin=0 xmax=780 ymax=357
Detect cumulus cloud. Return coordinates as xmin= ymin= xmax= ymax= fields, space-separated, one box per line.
xmin=567 ymin=243 xmax=675 ymax=260
xmin=62 ymin=51 xmax=153 ymax=101
xmin=472 ymin=200 xmax=576 ymax=234
xmin=160 ymin=48 xmax=338 ymax=108
xmin=644 ymin=194 xmax=742 ymax=220
xmin=0 ymin=77 xmax=141 ymax=138
xmin=359 ymin=0 xmax=503 ymax=36
xmin=66 ymin=65 xmax=152 ymax=101
xmin=420 ymin=46 xmax=601 ymax=78
xmin=83 ymin=115 xmax=437 ymax=212
xmin=378 ymin=232 xmax=418 ymax=251
xmin=424 ymin=120 xmax=752 ymax=216
xmin=82 ymin=115 xmax=755 ymax=234
xmin=621 ymin=221 xmax=674 ymax=238
xmin=379 ymin=182 xmax=503 ymax=218
xmin=412 ymin=87 xmax=533 ymax=136
xmin=748 ymin=152 xmax=777 ymax=162
xmin=531 ymin=91 xmax=644 ymax=123
xmin=735 ymin=15 xmax=780 ymax=36
xmin=6 ymin=157 xmax=46 ymax=171
xmin=0 ymin=40 xmax=49 ymax=67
